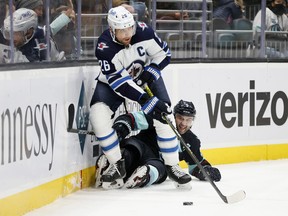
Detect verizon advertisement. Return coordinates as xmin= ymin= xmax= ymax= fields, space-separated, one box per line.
xmin=163 ymin=62 xmax=288 ymax=148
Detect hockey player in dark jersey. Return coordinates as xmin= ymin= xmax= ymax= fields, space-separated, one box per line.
xmin=2 ymin=8 xmax=65 ymax=62
xmin=91 ymin=6 xmax=191 ymax=189
xmin=99 ymin=100 xmax=221 ymax=188
xmin=173 ymin=100 xmax=221 ymax=182
xmin=95 ymin=134 xmax=168 ymax=189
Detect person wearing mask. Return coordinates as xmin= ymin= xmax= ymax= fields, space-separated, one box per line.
xmin=252 ymin=0 xmax=288 ymax=57
xmin=253 ymin=0 xmax=288 ymax=36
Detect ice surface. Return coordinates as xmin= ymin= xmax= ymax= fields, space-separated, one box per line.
xmin=26 ymin=159 xmax=288 ymax=216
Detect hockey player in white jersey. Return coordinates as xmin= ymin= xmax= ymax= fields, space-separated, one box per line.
xmin=90 ymin=6 xmax=191 ymax=189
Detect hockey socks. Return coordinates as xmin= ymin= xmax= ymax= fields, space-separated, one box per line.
xmin=145 ymin=165 xmax=159 ymax=186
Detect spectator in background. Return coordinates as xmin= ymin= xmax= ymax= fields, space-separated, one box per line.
xmin=15 ymin=0 xmax=75 ymax=37
xmin=0 ymin=0 xmax=29 ymax=63
xmin=49 ymin=1 xmax=79 ymax=59
xmin=112 ymin=0 xmax=149 ymax=22
xmin=50 ymin=0 xmax=76 ymax=14
xmin=253 ymin=0 xmax=288 ymax=38
xmin=3 ymin=8 xmax=65 ymax=62
xmin=156 ymin=2 xmax=206 ymax=21
xmin=251 ymin=0 xmax=288 ymax=57
xmin=15 ymin=0 xmax=45 ymax=24
xmin=15 ymin=0 xmax=77 ymax=59
xmin=213 ymin=0 xmax=245 ymax=24
xmin=156 ymin=2 xmax=190 ymax=20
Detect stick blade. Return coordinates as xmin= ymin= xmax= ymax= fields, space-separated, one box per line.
xmin=226 ymin=190 xmax=246 ymax=204
xmin=67 ymin=103 xmax=75 ymax=131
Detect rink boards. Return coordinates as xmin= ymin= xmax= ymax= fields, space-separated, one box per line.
xmin=0 ymin=62 xmax=288 ymax=215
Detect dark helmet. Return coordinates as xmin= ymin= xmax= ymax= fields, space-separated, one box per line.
xmin=173 ymin=100 xmax=196 ymax=117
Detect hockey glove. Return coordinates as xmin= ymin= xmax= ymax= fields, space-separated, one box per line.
xmin=192 ymin=165 xmax=221 ymax=182
xmin=139 ymin=94 xmax=172 ymax=124
xmin=135 ymin=65 xmax=161 ymax=86
xmin=112 ymin=113 xmax=135 ymax=141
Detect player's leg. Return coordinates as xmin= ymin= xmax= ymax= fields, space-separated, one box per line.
xmin=123 ymin=137 xmax=167 ymax=188
xmin=121 ymin=137 xmax=150 ymax=188
xmin=150 ymin=78 xmax=192 ymax=188
xmin=153 ymin=119 xmax=191 ymax=188
xmin=90 ymin=82 xmax=126 ymax=188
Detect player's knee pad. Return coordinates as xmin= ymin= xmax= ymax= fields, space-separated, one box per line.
xmin=90 ymin=102 xmax=113 ymax=136
xmin=153 ymin=119 xmax=178 ymax=151
xmin=153 ymin=118 xmax=175 ymax=137
xmin=153 ymin=119 xmax=179 ymax=165
xmin=90 ymin=103 xmax=121 ymax=163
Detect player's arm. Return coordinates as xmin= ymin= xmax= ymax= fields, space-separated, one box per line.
xmin=133 ymin=24 xmax=171 ymax=86
xmin=179 ymin=133 xmax=221 ymax=182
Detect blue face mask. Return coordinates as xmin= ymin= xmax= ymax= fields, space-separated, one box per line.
xmin=271 ymin=4 xmax=286 ymax=16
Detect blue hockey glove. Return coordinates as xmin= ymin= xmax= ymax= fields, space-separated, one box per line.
xmin=135 ymin=65 xmax=161 ymax=86
xmin=139 ymin=94 xmax=172 ymax=124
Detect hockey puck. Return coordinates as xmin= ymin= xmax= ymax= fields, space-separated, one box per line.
xmin=183 ymin=202 xmax=193 ymax=206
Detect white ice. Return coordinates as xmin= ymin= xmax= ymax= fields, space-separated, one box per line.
xmin=26 ymin=159 xmax=288 ymax=216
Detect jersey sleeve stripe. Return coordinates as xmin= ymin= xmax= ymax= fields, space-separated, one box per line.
xmin=110 ymin=76 xmax=131 ymax=90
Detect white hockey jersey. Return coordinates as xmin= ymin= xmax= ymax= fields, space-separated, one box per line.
xmin=95 ymin=21 xmax=171 ymax=102
xmin=253 ymin=7 xmax=288 ymax=38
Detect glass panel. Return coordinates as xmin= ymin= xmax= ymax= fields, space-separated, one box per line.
xmin=1 ymin=0 xmax=288 ymax=64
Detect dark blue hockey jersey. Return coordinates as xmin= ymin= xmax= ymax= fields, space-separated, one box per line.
xmin=19 ymin=27 xmax=64 ymax=62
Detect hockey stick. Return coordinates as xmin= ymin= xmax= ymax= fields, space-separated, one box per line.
xmin=67 ymin=103 xmax=95 ymax=135
xmin=143 ymin=84 xmax=246 ymax=204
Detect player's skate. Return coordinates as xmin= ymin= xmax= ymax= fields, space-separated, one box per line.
xmin=166 ymin=165 xmax=192 ymax=190
xmin=101 ymin=158 xmax=126 ymax=189
xmin=95 ymin=154 xmax=109 ymax=188
xmin=124 ymin=165 xmax=150 ymax=189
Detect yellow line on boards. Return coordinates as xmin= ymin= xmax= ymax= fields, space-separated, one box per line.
xmin=0 ymin=167 xmax=95 ymax=216
xmin=179 ymin=143 xmax=288 ymax=167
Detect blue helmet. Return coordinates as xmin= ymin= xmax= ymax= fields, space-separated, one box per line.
xmin=173 ymin=100 xmax=196 ymax=117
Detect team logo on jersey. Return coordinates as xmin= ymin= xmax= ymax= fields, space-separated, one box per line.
xmin=138 ymin=22 xmax=147 ymax=31
xmin=97 ymin=42 xmax=109 ymax=51
xmin=127 ymin=62 xmax=143 ymax=78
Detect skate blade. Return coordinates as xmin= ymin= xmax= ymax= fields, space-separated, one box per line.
xmin=102 ymin=179 xmax=124 ymax=190
xmin=94 ymin=156 xmax=109 ymax=188
xmin=174 ymin=182 xmax=192 ymax=190
xmin=95 ymin=173 xmax=102 ymax=188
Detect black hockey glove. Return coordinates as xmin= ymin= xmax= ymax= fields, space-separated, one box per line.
xmin=135 ymin=65 xmax=161 ymax=86
xmin=191 ymin=164 xmax=221 ymax=182
xmin=138 ymin=93 xmax=171 ymax=124
xmin=112 ymin=113 xmax=135 ymax=141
